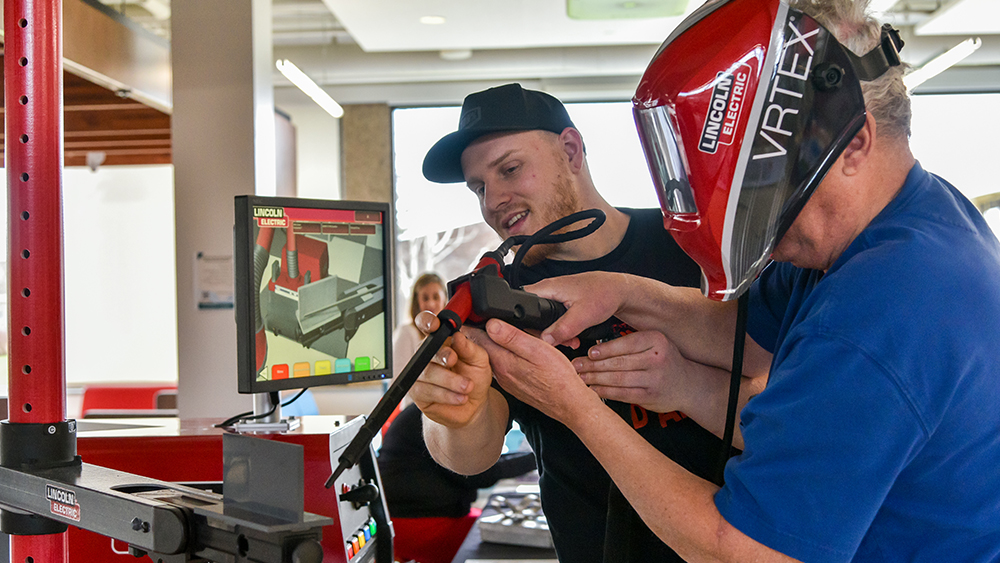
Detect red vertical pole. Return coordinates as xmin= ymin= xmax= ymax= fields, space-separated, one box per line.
xmin=4 ymin=0 xmax=69 ymax=558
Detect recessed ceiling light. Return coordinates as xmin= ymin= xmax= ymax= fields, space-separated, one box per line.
xmin=419 ymin=15 xmax=446 ymax=25
xmin=440 ymin=49 xmax=472 ymax=61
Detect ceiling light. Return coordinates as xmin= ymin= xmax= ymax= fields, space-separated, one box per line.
xmin=868 ymin=0 xmax=898 ymax=16
xmin=275 ymin=59 xmax=344 ymax=119
xmin=915 ymin=0 xmax=1000 ymax=36
xmin=419 ymin=15 xmax=446 ymax=25
xmin=904 ymin=37 xmax=982 ymax=91
xmin=439 ymin=49 xmax=472 ymax=61
xmin=567 ymin=0 xmax=689 ymax=19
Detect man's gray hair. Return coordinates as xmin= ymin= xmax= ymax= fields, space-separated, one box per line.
xmin=790 ymin=0 xmax=912 ymax=139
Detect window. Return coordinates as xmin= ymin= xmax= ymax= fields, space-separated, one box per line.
xmin=0 ymin=165 xmax=179 ymax=394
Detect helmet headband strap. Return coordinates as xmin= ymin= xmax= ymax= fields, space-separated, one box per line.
xmin=844 ymin=23 xmax=905 ymax=82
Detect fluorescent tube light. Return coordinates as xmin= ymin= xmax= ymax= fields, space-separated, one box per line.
xmin=903 ymin=37 xmax=982 ymax=91
xmin=275 ymin=59 xmax=344 ymax=118
xmin=868 ymin=0 xmax=898 ymax=15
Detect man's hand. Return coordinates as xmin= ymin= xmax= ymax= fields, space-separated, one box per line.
xmin=572 ymin=330 xmax=693 ymax=414
xmin=410 ymin=311 xmax=495 ymax=429
xmin=524 ymin=271 xmax=627 ymax=347
xmin=475 ymin=318 xmax=603 ymax=427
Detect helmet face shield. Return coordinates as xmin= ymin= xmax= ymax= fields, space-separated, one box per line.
xmin=634 ymin=0 xmax=869 ymax=301
xmin=635 ymin=105 xmax=699 ymax=222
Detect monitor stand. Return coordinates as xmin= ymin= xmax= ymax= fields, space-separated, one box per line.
xmin=233 ymin=392 xmax=302 ymax=433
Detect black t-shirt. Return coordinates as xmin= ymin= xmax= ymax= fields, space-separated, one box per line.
xmin=500 ymin=208 xmax=718 ymax=562
xmin=378 ymin=403 xmax=536 ymax=518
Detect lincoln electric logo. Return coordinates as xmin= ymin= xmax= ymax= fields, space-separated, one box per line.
xmin=254 ymin=206 xmax=288 ymax=228
xmin=46 ymin=484 xmax=81 ymax=522
xmin=699 ymin=63 xmax=751 ymax=154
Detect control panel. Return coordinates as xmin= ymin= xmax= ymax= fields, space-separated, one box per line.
xmin=329 ymin=416 xmax=393 ymax=563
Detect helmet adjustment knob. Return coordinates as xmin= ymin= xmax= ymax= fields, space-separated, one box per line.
xmin=812 ymin=62 xmax=844 ymax=92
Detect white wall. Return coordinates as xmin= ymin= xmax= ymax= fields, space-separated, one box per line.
xmin=0 ymin=165 xmax=179 ymax=398
xmin=63 ymin=165 xmax=179 ymax=385
xmin=273 ymin=91 xmax=343 ymax=200
xmin=909 ymin=92 xmax=1000 ymax=201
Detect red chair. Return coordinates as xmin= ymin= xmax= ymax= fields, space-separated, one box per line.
xmin=390 ymin=508 xmax=481 ymax=563
xmin=80 ymin=384 xmax=177 ymax=418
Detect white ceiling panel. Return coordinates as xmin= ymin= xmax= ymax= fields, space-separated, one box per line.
xmin=916 ymin=0 xmax=1000 ymax=36
xmin=319 ymin=0 xmax=697 ymax=52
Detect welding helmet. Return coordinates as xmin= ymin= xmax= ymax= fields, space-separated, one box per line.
xmin=634 ymin=0 xmax=902 ymax=301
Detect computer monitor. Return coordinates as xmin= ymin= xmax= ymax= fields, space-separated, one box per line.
xmin=234 ymin=195 xmax=393 ymax=395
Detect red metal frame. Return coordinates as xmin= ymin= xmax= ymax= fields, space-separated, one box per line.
xmin=5 ymin=0 xmax=69 ymax=558
xmin=5 ymin=0 xmax=65 ymax=424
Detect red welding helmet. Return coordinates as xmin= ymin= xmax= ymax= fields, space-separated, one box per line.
xmin=634 ymin=0 xmax=902 ymax=301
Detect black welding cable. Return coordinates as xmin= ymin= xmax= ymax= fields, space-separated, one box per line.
xmin=715 ymin=291 xmax=749 ymax=486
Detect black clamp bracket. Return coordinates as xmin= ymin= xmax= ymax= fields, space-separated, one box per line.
xmin=847 ymin=23 xmax=905 ymax=82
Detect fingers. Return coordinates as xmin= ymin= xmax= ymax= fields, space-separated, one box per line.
xmin=572 ymin=355 xmax=650 ymax=390
xmin=451 ymin=329 xmax=492 ymax=371
xmin=526 ymin=274 xmax=621 ymax=347
xmin=412 ymin=333 xmax=488 ymax=406
xmin=577 ymin=331 xmax=669 ymax=368
xmin=415 ymin=310 xmax=441 ymax=335
xmin=539 ymin=305 xmax=606 ymax=347
xmin=484 ymin=318 xmax=550 ymax=361
xmin=412 ymin=350 xmax=471 ymax=404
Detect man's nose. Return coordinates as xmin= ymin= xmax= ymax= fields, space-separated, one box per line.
xmin=483 ymin=182 xmax=510 ymax=211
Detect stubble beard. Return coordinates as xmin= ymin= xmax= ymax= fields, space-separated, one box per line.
xmin=517 ymin=173 xmax=581 ymax=266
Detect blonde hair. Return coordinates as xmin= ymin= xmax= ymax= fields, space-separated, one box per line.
xmin=791 ymin=0 xmax=912 ymax=139
xmin=408 ymin=272 xmax=446 ymax=326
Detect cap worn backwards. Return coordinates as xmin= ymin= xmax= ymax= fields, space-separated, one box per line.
xmin=422 ymin=83 xmax=576 ymax=184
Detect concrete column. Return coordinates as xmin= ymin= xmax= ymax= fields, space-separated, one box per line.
xmin=341 ymin=103 xmax=392 ymax=203
xmin=171 ymin=0 xmax=274 ymax=418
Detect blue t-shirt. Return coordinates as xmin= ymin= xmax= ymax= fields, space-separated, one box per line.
xmin=715 ymin=162 xmax=1000 ymax=562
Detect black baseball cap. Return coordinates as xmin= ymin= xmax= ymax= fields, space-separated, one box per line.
xmin=422 ymin=83 xmax=577 ymax=184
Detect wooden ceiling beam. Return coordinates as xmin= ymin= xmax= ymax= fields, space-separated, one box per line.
xmin=0 ymin=56 xmax=173 ymax=167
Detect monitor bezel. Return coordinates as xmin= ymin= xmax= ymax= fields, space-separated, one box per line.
xmin=234 ymin=195 xmax=394 ymax=395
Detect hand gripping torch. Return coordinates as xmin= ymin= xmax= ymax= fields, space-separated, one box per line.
xmin=325 ymin=210 xmax=608 ymax=488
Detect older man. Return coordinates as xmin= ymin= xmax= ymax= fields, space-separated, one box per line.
xmin=425 ymin=0 xmax=1000 ymax=561
xmin=413 ymin=83 xmax=763 ymax=561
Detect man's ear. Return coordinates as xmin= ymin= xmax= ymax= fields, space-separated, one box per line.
xmin=841 ymin=112 xmax=876 ymax=176
xmin=560 ymin=127 xmax=586 ymax=173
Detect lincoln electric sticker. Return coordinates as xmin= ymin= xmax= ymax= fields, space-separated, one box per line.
xmin=699 ymin=62 xmax=752 ymax=154
xmin=47 ymin=484 xmax=81 ymax=522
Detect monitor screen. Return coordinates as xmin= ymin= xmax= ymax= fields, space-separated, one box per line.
xmin=234 ymin=196 xmax=393 ymax=394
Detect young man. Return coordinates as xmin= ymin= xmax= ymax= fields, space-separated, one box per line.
xmin=413 ymin=83 xmax=763 ymax=561
xmin=448 ymin=1 xmax=1000 ymax=561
